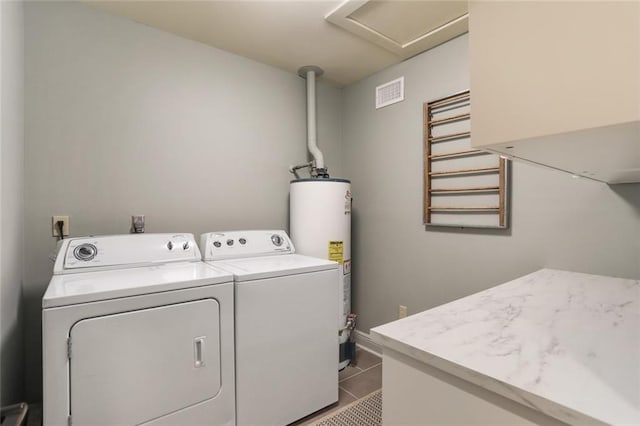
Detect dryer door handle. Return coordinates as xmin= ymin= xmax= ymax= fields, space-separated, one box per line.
xmin=194 ymin=336 xmax=206 ymax=368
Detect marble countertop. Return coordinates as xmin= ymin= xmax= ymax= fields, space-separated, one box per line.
xmin=370 ymin=269 xmax=639 ymax=425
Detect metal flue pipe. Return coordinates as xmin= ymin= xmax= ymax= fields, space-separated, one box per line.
xmin=297 ymin=65 xmax=326 ymax=174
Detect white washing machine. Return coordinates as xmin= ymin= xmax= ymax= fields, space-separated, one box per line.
xmin=42 ymin=233 xmax=235 ymax=426
xmin=200 ymin=230 xmax=339 ymax=426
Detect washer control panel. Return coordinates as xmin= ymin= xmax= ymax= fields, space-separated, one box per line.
xmin=54 ymin=233 xmax=201 ymax=274
xmin=201 ymin=230 xmax=294 ymax=260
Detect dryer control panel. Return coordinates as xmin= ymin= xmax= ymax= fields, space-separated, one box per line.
xmin=201 ymin=230 xmax=294 ymax=260
xmin=54 ymin=233 xmax=201 ymax=274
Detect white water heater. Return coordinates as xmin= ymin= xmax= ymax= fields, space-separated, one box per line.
xmin=290 ymin=178 xmax=352 ymax=369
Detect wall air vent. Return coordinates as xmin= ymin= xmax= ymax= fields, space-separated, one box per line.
xmin=376 ymin=77 xmax=404 ymax=109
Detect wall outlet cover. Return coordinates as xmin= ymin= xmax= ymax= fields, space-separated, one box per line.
xmin=52 ymin=216 xmax=69 ymax=237
xmin=131 ymin=215 xmax=145 ymax=233
xmin=399 ymin=305 xmax=408 ymax=319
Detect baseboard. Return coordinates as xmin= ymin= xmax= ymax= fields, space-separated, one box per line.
xmin=353 ymin=330 xmax=382 ymax=357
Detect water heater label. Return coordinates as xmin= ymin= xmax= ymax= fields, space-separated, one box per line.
xmin=328 ymin=241 xmax=344 ymax=264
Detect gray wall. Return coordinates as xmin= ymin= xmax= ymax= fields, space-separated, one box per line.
xmin=1 ymin=0 xmax=25 ymax=405
xmin=342 ymin=34 xmax=640 ymax=334
xmin=19 ymin=2 xmax=640 ymax=403
xmin=23 ymin=1 xmax=343 ymax=400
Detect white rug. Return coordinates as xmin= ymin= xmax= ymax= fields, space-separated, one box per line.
xmin=311 ymin=390 xmax=382 ymax=426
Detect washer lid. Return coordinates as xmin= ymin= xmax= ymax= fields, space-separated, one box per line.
xmin=211 ymin=254 xmax=338 ymax=282
xmin=43 ymin=262 xmax=233 ymax=308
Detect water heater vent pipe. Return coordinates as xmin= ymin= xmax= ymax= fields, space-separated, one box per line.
xmin=297 ymin=65 xmax=328 ymax=178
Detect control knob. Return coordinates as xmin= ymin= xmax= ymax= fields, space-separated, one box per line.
xmin=73 ymin=243 xmax=97 ymax=261
xmin=271 ymin=234 xmax=283 ymax=247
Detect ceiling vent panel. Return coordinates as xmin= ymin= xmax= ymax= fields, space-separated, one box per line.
xmin=326 ymin=0 xmax=468 ymax=59
xmin=376 ymin=77 xmax=404 ymax=109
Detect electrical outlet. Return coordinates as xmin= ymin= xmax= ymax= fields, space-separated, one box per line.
xmin=399 ymin=305 xmax=408 ymax=319
xmin=52 ymin=216 xmax=69 ymax=237
xmin=131 ymin=215 xmax=145 ymax=233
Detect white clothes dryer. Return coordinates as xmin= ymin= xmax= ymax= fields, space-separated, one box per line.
xmin=200 ymin=230 xmax=339 ymax=426
xmin=42 ymin=234 xmax=235 ymax=426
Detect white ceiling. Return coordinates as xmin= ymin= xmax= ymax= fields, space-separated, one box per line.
xmin=87 ymin=0 xmax=468 ymax=86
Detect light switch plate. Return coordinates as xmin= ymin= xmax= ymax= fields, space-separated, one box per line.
xmin=52 ymin=216 xmax=69 ymax=237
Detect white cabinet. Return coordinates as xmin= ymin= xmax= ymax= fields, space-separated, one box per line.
xmin=381 ymin=348 xmax=563 ymax=426
xmin=469 ymin=1 xmax=640 ymax=183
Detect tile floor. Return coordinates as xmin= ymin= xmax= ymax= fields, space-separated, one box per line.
xmin=292 ymin=349 xmax=382 ymax=425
